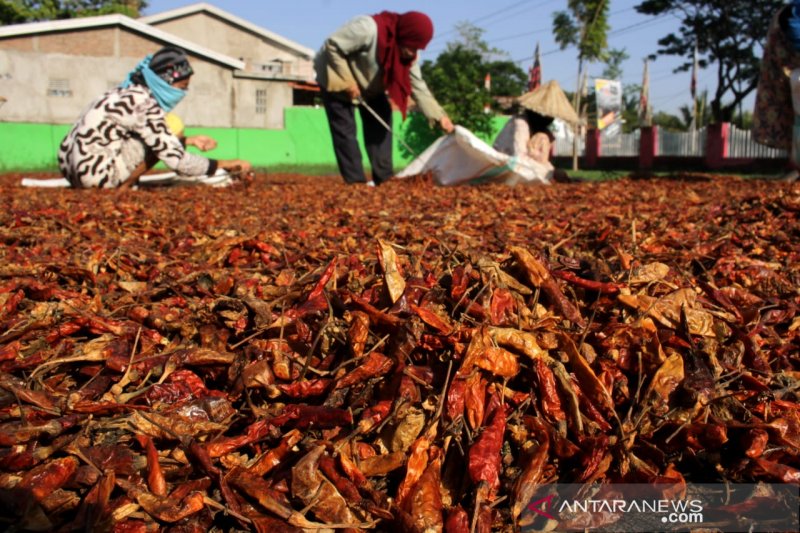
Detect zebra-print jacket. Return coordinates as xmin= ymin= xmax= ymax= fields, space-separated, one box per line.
xmin=58 ymin=84 xmax=216 ymax=188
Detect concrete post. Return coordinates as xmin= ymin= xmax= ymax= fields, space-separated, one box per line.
xmin=585 ymin=128 xmax=601 ymax=168
xmin=705 ymin=122 xmax=730 ymax=169
xmin=639 ymin=126 xmax=658 ymax=170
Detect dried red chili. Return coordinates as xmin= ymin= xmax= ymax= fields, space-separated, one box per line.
xmin=467 ymin=394 xmax=506 ymax=496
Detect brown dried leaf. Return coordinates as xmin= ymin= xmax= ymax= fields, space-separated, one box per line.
xmin=377 ymin=239 xmax=406 ymax=303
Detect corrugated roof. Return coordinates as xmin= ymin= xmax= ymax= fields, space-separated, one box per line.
xmin=140 ymin=2 xmax=314 ymax=59
xmin=0 ymin=14 xmax=245 ymax=70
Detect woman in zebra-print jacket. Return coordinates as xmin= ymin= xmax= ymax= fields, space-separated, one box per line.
xmin=58 ymin=47 xmax=251 ymax=189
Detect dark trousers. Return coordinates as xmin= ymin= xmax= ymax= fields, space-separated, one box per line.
xmin=321 ymin=90 xmax=393 ymax=184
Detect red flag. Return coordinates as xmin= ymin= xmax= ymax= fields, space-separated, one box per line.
xmin=528 ymin=42 xmax=541 ymax=92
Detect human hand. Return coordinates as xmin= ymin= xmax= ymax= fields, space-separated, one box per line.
xmin=346 ymin=84 xmax=361 ymax=101
xmin=439 ymin=115 xmax=455 ymax=133
xmin=187 ymin=135 xmax=217 ymax=151
xmin=220 ymin=159 xmax=252 ymax=174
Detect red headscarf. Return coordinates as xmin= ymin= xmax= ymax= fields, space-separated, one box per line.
xmin=372 ymin=11 xmax=434 ymax=117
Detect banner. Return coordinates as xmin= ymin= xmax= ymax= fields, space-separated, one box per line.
xmin=594 ymin=78 xmax=622 ymax=133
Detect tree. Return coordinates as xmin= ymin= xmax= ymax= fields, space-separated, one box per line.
xmin=678 ymin=90 xmax=711 ymax=130
xmin=71 ymin=0 xmax=146 ymax=17
xmin=1 ymin=0 xmax=55 ymax=23
xmin=735 ymin=109 xmax=753 ymax=130
xmin=1 ymin=0 xmax=146 ymax=24
xmin=635 ymin=0 xmax=782 ymax=123
xmin=486 ymin=60 xmax=527 ymax=99
xmin=552 ymin=0 xmax=610 ymax=169
xmin=651 ymin=110 xmax=685 ymax=132
xmin=405 ymin=43 xmax=491 ymax=157
xmin=449 ymin=21 xmax=500 ymax=58
xmin=601 ymin=48 xmax=628 ymax=81
xmin=621 ymin=84 xmax=642 ymax=133
xmin=421 ymin=44 xmax=492 ymax=138
xmin=552 ymin=0 xmax=610 ymax=63
xmin=401 ymin=23 xmax=525 ymax=155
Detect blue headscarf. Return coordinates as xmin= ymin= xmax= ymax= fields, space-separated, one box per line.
xmin=787 ymin=0 xmax=800 ymax=52
xmin=120 ymin=55 xmax=187 ymax=112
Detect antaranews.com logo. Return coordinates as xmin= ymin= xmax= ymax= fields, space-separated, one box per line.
xmin=521 ymin=483 xmax=798 ymax=532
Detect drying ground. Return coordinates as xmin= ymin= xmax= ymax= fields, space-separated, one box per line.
xmin=0 ymin=172 xmax=798 ymax=531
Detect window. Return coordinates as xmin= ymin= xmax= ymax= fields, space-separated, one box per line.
xmin=260 ymin=60 xmax=284 ymax=75
xmin=47 ymin=79 xmax=72 ymax=97
xmin=255 ymin=89 xmax=267 ymax=114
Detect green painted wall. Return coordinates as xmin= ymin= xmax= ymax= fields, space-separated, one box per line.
xmin=0 ymin=107 xmax=509 ymax=173
xmin=0 ymin=123 xmax=71 ymax=172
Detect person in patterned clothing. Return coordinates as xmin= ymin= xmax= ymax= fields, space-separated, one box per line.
xmin=58 ymin=46 xmax=251 ymax=189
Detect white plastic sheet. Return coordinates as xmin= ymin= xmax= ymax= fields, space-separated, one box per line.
xmin=395 ymin=125 xmax=553 ymax=186
xmin=20 ymin=169 xmax=234 ymax=188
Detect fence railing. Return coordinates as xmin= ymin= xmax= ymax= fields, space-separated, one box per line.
xmin=601 ymin=130 xmax=640 ymax=156
xmin=728 ymin=124 xmax=786 ymax=159
xmin=658 ymin=128 xmax=707 ymax=157
xmin=552 ymin=123 xmax=786 ymax=168
xmin=554 ymin=136 xmax=585 ymax=157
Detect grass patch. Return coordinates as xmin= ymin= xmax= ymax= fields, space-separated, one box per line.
xmin=563 ymin=168 xmax=630 ymax=181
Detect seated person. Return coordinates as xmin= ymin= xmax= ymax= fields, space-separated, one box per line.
xmin=493 ymin=108 xmax=555 ymax=167
xmin=495 ymin=108 xmax=573 ymax=183
xmin=58 ymin=46 xmax=251 ymax=189
xmin=527 ymin=130 xmax=554 ymax=165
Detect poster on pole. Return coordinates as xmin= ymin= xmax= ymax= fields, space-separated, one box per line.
xmin=594 ymin=79 xmax=622 ymax=136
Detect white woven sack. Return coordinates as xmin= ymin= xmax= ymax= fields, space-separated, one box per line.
xmin=396 ymin=125 xmax=552 ymax=186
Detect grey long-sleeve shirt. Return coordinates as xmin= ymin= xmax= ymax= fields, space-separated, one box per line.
xmin=314 ymin=15 xmax=446 ymax=121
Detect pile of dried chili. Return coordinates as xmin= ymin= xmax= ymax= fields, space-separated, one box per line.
xmin=0 ymin=173 xmax=797 ymax=531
